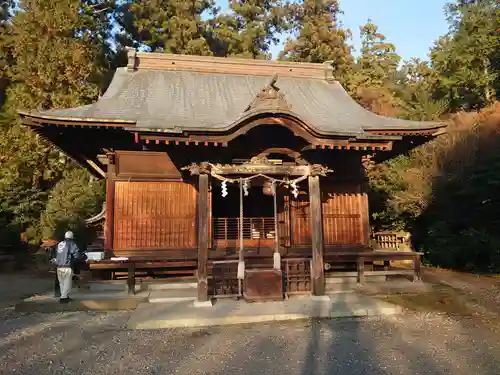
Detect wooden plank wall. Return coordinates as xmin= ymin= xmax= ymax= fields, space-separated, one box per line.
xmin=290 ymin=192 xmax=311 ymax=246
xmin=322 ymin=184 xmax=366 ymax=246
xmin=113 ymin=181 xmax=197 ymax=251
xmin=289 ymin=182 xmax=369 ymax=247
xmin=115 ymin=151 xmax=182 ymax=179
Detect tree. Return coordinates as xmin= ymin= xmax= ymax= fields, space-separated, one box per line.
xmin=430 ymin=0 xmax=499 ymax=110
xmin=395 ymin=58 xmax=448 ymax=121
xmin=353 ymin=20 xmax=400 ymax=88
xmin=116 ymin=0 xmax=216 ymax=55
xmin=278 ymin=0 xmax=353 ymax=81
xmin=40 ymin=168 xmax=105 ymax=248
xmin=209 ymin=0 xmax=290 ymax=59
xmin=6 ymin=0 xmax=112 ymax=111
xmin=0 ymin=0 xmax=14 ymax=108
xmin=0 ymin=0 xmax=112 ymax=245
xmin=348 ymin=20 xmax=402 ymax=116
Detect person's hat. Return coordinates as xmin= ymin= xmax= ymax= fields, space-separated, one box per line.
xmin=64 ymin=231 xmax=74 ymax=239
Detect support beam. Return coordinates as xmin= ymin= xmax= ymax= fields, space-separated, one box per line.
xmin=84 ymin=158 xmax=106 ymax=178
xmin=197 ymin=173 xmax=210 ymax=302
xmin=104 ymin=157 xmax=116 ymax=251
xmin=308 ymin=175 xmax=325 ymax=295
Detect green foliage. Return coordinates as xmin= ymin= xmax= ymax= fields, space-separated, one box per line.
xmin=5 ymin=0 xmax=111 ymax=112
xmin=430 ymin=0 xmax=500 ymax=110
xmin=365 ymin=1 xmax=500 ymax=273
xmin=117 ymin=0 xmax=215 ymax=55
xmin=41 ymin=168 xmax=105 ymax=249
xmin=416 ymin=105 xmax=500 ymax=272
xmin=0 ymin=0 xmax=112 ymax=248
xmin=209 ymin=0 xmax=290 ymax=58
xmin=278 ymin=0 xmax=353 ymax=81
xmin=0 ymin=0 xmax=499 ymax=274
xmin=0 ymin=0 xmax=14 ymax=108
xmin=347 ymin=21 xmax=403 ymax=116
xmin=370 ymin=103 xmax=500 ymax=272
xmin=354 ymin=20 xmax=401 ymax=87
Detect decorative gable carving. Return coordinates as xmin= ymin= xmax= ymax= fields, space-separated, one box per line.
xmin=245 ymin=74 xmax=291 ymax=112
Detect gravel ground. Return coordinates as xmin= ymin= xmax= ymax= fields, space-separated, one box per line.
xmin=1 ymin=309 xmax=500 ymax=375
xmin=0 ymin=274 xmax=53 ymax=309
xmin=422 ymin=268 xmax=500 ymax=315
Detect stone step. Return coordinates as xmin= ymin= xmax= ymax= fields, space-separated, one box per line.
xmin=148 ymin=289 xmax=197 ymax=303
xmin=88 ymin=281 xmax=142 ymax=293
xmin=325 ymin=283 xmax=357 ymax=294
xmin=325 ymin=275 xmax=387 ymax=284
xmin=144 ymin=281 xmax=197 ymax=291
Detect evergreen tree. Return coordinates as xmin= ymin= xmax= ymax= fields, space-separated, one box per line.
xmin=117 ymin=0 xmax=216 ymax=55
xmin=41 ymin=168 xmax=105 ymax=247
xmin=209 ymin=0 xmax=290 ymax=59
xmin=393 ymin=58 xmax=448 ymax=121
xmin=353 ymin=20 xmax=400 ymax=88
xmin=0 ymin=0 xmax=14 ymax=108
xmin=0 ymin=0 xmax=111 ymax=245
xmin=278 ymin=0 xmax=353 ymax=81
xmin=348 ymin=20 xmax=402 ymax=115
xmin=6 ymin=0 xmax=112 ymax=111
xmin=431 ymin=0 xmax=499 ymax=110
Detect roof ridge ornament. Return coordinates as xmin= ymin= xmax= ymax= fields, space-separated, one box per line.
xmin=125 ymin=47 xmax=138 ymax=72
xmin=245 ymin=73 xmax=291 ymax=112
xmin=322 ymin=61 xmax=335 ymax=82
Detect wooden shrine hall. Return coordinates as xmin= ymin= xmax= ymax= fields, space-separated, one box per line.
xmin=19 ymin=49 xmax=445 ymax=303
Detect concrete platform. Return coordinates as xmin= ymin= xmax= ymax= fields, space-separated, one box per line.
xmin=145 ymin=281 xmax=197 ymax=291
xmin=127 ymin=294 xmax=403 ymax=330
xmin=148 ymin=289 xmax=197 ymax=303
xmin=15 ymin=289 xmax=149 ymax=313
xmin=326 ymin=279 xmax=430 ymax=295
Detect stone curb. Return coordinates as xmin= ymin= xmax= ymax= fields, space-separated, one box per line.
xmin=15 ymin=298 xmax=148 ymax=313
xmin=127 ymin=306 xmax=403 ymax=330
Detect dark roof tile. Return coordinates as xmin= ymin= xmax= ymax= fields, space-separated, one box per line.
xmin=20 ymin=54 xmax=444 ymax=136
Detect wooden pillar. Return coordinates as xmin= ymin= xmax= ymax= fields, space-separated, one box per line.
xmin=104 ymin=154 xmax=116 ymax=251
xmin=361 ymin=190 xmax=371 ymax=246
xmin=127 ymin=262 xmax=136 ymax=295
xmin=413 ymin=253 xmax=421 ymax=282
xmin=197 ymin=173 xmax=209 ymax=302
xmin=308 ymin=175 xmax=325 ymax=295
xmin=360 ymin=155 xmax=373 ymax=247
xmin=357 ymin=256 xmax=365 ymax=284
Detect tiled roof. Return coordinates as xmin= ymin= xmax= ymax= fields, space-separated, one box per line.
xmin=19 ymin=51 xmax=444 ymax=136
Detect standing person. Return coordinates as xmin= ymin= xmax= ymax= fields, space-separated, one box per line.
xmin=51 ymin=231 xmax=80 ymax=303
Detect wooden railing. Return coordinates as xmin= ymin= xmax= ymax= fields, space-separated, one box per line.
xmin=213 ymin=217 xmax=276 ymax=241
xmin=372 ymin=231 xmax=413 ymax=251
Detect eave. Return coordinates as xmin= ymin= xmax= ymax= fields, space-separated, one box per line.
xmin=19 ymin=111 xmax=134 ymax=128
xmin=31 ymin=127 xmax=106 ymax=178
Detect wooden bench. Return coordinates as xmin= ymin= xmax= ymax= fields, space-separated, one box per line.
xmin=324 ymin=251 xmax=422 ymax=282
xmin=87 ymin=258 xmax=197 ymax=294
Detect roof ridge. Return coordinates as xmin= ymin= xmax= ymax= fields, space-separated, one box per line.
xmin=125 ymin=47 xmax=332 ymax=80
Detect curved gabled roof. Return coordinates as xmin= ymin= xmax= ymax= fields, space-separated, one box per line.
xmin=19 ymin=51 xmax=444 ymax=137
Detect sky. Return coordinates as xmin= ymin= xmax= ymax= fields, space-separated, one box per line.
xmin=215 ymin=0 xmax=451 ymax=62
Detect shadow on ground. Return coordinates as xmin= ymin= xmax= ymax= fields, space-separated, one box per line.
xmin=2 ymin=294 xmax=500 ymax=374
